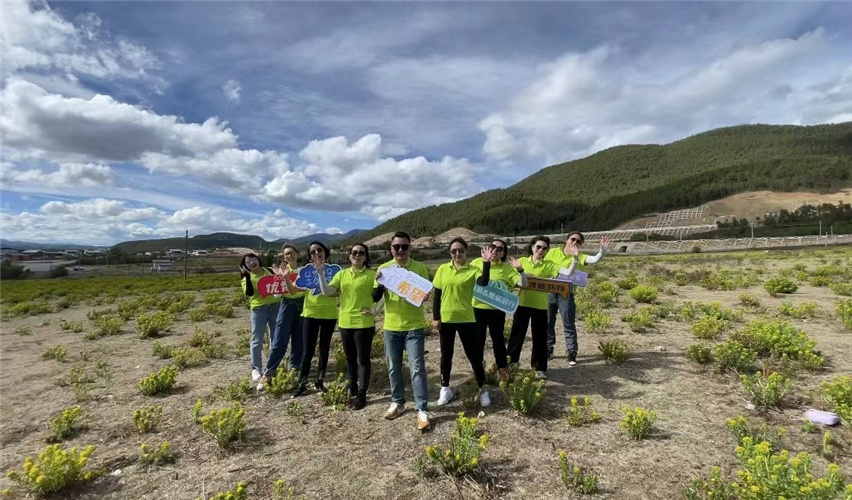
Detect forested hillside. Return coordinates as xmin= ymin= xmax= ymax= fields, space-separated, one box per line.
xmin=362 ymin=123 xmax=852 ymax=239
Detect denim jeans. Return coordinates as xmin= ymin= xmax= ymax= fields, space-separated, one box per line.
xmin=546 ymin=292 xmax=577 ymax=356
xmin=250 ymin=302 xmax=280 ymax=372
xmin=263 ymin=296 xmax=304 ymax=377
xmin=384 ymin=329 xmax=428 ymax=411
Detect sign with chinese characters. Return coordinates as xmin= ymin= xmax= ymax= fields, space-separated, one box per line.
xmin=556 ymin=270 xmax=588 ymax=287
xmin=521 ymin=276 xmax=575 ymax=298
xmin=294 ymin=264 xmax=342 ymax=295
xmin=376 ymin=264 xmax=433 ymax=306
xmin=474 ymin=280 xmax=519 ymax=314
xmin=257 ymin=272 xmax=299 ymax=298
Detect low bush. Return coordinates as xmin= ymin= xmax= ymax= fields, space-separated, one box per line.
xmin=739 ymin=371 xmax=791 ymax=409
xmin=565 ymin=397 xmax=600 ymax=427
xmin=599 ymin=339 xmax=629 ymax=364
xmin=424 ymin=413 xmax=488 ymax=477
xmin=138 ymin=442 xmax=174 ymax=467
xmin=764 ymin=276 xmax=798 ymax=296
xmin=500 ymin=370 xmax=546 ymax=415
xmin=4 ymin=444 xmax=98 ymax=495
xmin=138 ymin=366 xmax=178 ymax=396
xmin=198 ymin=403 xmax=246 ymax=448
xmin=628 ymin=285 xmax=658 ymax=303
xmin=620 ymin=406 xmax=657 ymax=440
xmin=47 ymin=406 xmax=81 ymax=442
xmin=558 ymin=451 xmax=599 ymax=495
xmin=686 ymin=343 xmax=713 ymax=364
xmin=133 ymin=405 xmax=163 ymax=434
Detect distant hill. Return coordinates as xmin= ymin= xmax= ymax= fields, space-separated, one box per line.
xmin=357 ymin=123 xmax=852 ymax=241
xmin=0 ymin=239 xmax=105 ymax=250
xmin=113 ymin=230 xmax=367 ymax=254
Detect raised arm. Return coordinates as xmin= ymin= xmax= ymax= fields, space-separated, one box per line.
xmin=508 ymin=256 xmax=528 ymax=287
xmin=584 ymin=236 xmax=610 ymax=264
xmin=311 ymin=255 xmax=339 ymax=297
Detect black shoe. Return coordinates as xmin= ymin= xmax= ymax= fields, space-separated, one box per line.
xmin=291 ymin=381 xmax=308 ymax=398
xmin=568 ymin=351 xmax=577 ymax=366
xmin=353 ymin=393 xmax=367 ymax=410
xmin=315 ymin=380 xmax=328 ymax=393
xmin=349 ymin=385 xmax=359 ymax=398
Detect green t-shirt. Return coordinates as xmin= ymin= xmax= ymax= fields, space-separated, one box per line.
xmin=282 ymin=263 xmax=306 ymax=299
xmin=375 ymin=258 xmax=430 ymax=332
xmin=545 ymin=247 xmax=589 ymax=268
xmin=433 ymin=261 xmax=481 ymax=323
xmin=301 ymin=268 xmax=339 ymax=320
xmin=469 ymin=258 xmax=520 ymax=310
xmin=329 ymin=267 xmax=376 ymax=329
xmin=241 ymin=269 xmax=281 ymax=310
xmin=518 ymin=257 xmax=561 ymax=310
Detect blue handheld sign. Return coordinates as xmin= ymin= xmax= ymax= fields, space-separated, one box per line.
xmin=294 ymin=263 xmax=342 ymax=295
xmin=473 ymin=280 xmax=519 ymax=314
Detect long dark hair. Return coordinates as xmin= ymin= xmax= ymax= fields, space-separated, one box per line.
xmin=566 ymin=231 xmax=585 ymax=245
xmin=308 ymin=241 xmax=331 ymax=260
xmin=528 ymin=235 xmax=550 ymax=255
xmin=350 ymin=243 xmax=371 ymax=269
xmin=239 ymin=252 xmax=261 ymax=297
xmin=491 ymin=238 xmax=509 ymax=262
xmin=239 ymin=252 xmax=260 ymax=272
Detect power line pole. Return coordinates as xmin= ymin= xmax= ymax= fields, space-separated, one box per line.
xmin=184 ymin=230 xmax=188 ymax=281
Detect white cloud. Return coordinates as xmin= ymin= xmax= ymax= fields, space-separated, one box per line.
xmin=222 ymin=79 xmax=241 ymax=103
xmin=1 ymin=162 xmax=116 ymax=188
xmin=0 ymin=0 xmax=163 ymax=89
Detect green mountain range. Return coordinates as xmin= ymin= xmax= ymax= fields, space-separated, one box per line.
xmin=113 ymin=230 xmax=366 ymax=254
xmin=359 ymin=123 xmax=852 ymax=240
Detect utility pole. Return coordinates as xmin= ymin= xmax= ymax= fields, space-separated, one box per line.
xmin=184 ymin=230 xmax=188 ymax=281
xmin=819 ymin=220 xmax=822 ymax=237
xmin=750 ymin=222 xmax=754 ymax=239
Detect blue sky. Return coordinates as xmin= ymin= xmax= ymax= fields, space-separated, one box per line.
xmin=1 ymin=1 xmax=850 ymax=245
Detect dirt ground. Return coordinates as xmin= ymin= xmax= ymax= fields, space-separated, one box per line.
xmin=1 ymin=249 xmax=850 ymax=499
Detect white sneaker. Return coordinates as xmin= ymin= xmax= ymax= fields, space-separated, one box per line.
xmin=256 ymin=377 xmax=266 ymax=392
xmin=568 ymin=360 xmax=577 ymax=367
xmin=417 ymin=410 xmax=431 ymax=431
xmin=535 ymin=370 xmax=548 ymax=380
xmin=437 ymin=386 xmax=454 ymax=406
xmin=385 ymin=402 xmax=405 ymax=420
xmin=480 ymin=390 xmax=491 ymax=408
xmin=251 ymin=369 xmax=261 ymax=382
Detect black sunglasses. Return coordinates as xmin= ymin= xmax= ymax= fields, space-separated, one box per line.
xmin=310 ymin=249 xmax=324 ymax=255
xmin=350 ymin=250 xmax=366 ymax=257
xmin=534 ymin=244 xmax=549 ymax=250
xmin=450 ymin=248 xmax=466 ymax=254
xmin=568 ymin=238 xmax=583 ymax=244
xmin=392 ymin=244 xmax=410 ymax=252
xmin=491 ymin=245 xmax=505 ymax=252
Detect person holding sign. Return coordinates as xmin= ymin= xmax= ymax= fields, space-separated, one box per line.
xmin=507 ymin=236 xmax=578 ymax=379
xmin=313 ymin=243 xmax=377 ymax=410
xmin=545 ymin=232 xmax=610 ymax=365
xmin=239 ymin=253 xmax=281 ymax=384
xmin=432 ymin=238 xmax=495 ymax=407
xmin=258 ymin=244 xmax=305 ymax=391
xmin=372 ymin=231 xmax=432 ymax=431
xmin=470 ymin=239 xmax=519 ymax=382
xmin=285 ymin=241 xmax=339 ymax=398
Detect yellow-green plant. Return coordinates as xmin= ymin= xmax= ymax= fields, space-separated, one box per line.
xmin=152 ymin=341 xmax=173 ymax=359
xmin=138 ymin=366 xmax=178 ymax=396
xmin=565 ymin=397 xmax=600 ymax=427
xmin=47 ymin=406 xmax=81 ymax=442
xmin=4 ymin=444 xmax=98 ymax=495
xmin=739 ymin=371 xmax=791 ymax=409
xmin=686 ymin=343 xmax=713 ymax=364
xmin=265 ymin=367 xmax=299 ymax=397
xmin=822 ymin=376 xmax=852 ymax=425
xmin=203 ymin=303 xmax=234 ymax=318
xmin=599 ymin=339 xmax=629 ymax=364
xmin=170 ymin=346 xmax=208 ymax=370
xmin=273 ymin=479 xmax=297 ymax=500
xmin=41 ymin=345 xmax=67 ymax=362
xmin=558 ymin=450 xmax=599 ymax=494
xmin=197 ymin=482 xmax=247 ymax=500
xmin=137 ymin=311 xmax=174 ymax=338
xmin=216 ymin=378 xmax=252 ymax=402
xmin=189 ymin=309 xmax=208 ymax=322
xmin=713 ymin=340 xmax=757 ymax=374
xmin=424 ymin=413 xmax=488 ymax=477
xmin=620 ymin=406 xmax=657 ymax=440
xmin=138 ymin=442 xmax=174 ymax=467
xmin=778 ymin=300 xmax=819 ymax=318
xmin=837 ymin=299 xmax=852 ymax=330
xmin=725 ymin=415 xmax=786 ymax=450
xmin=191 ymin=399 xmax=203 ymax=424
xmin=829 ymin=282 xmax=852 ymax=296
xmin=628 ymin=285 xmax=658 ymax=303
xmin=730 ymin=318 xmax=824 ymax=370
xmin=60 ymin=319 xmax=84 ymax=333
xmin=133 ymin=405 xmax=163 ymax=434
xmin=621 ymin=308 xmax=656 ymax=332
xmin=583 ymin=311 xmax=612 ymax=333
xmin=199 ymin=403 xmax=246 ymax=448
xmin=691 ymin=315 xmax=729 ymax=340
xmin=764 ymin=275 xmax=798 ymax=296
xmin=738 ymin=293 xmax=761 ymax=309
xmin=285 ymin=401 xmax=306 ymax=425
xmin=92 ymin=315 xmax=123 ymax=338
xmin=318 ymin=373 xmax=349 ymax=411
xmin=822 ymin=431 xmax=837 ymax=461
xmin=616 ymin=275 xmax=639 ymax=290
xmin=501 ymin=370 xmax=546 ymax=415
xmin=682 ymin=466 xmax=735 ymax=499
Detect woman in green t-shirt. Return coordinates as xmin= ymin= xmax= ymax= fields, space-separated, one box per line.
xmin=314 ymin=243 xmax=377 ymax=410
xmin=239 ymin=253 xmax=281 ymax=384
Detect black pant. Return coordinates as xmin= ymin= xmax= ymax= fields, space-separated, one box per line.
xmin=340 ymin=327 xmax=375 ymax=395
xmin=299 ymin=317 xmax=337 ymax=381
xmin=440 ymin=322 xmax=486 ymax=388
xmin=507 ymin=306 xmax=549 ymax=372
xmin=474 ymin=308 xmax=508 ymax=369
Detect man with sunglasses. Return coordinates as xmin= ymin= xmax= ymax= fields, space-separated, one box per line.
xmin=372 ymin=231 xmax=432 ymax=431
xmin=545 ymin=232 xmax=611 ymax=365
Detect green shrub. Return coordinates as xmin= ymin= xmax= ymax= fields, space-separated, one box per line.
xmin=730 ymin=318 xmax=824 ymax=370
xmin=424 ymin=413 xmax=488 ymax=477
xmin=203 ymin=303 xmax=234 ymax=318
xmin=738 ymin=293 xmax=761 ymax=309
xmin=628 ymin=285 xmax=658 ymax=303
xmin=41 ymin=345 xmax=67 ymax=362
xmin=686 ymin=343 xmax=713 ymax=364
xmin=47 ymin=406 xmax=81 ymax=442
xmin=152 ymin=341 xmax=173 ymax=359
xmin=620 ymin=406 xmax=657 ymax=440
xmin=133 ymin=405 xmax=163 ymax=434
xmin=138 ymin=442 xmax=174 ymax=467
xmin=216 ymin=378 xmax=253 ymax=402
xmin=49 ymin=265 xmax=69 ymax=278
xmin=647 ymin=300 xmax=677 ymax=320
xmin=682 ymin=466 xmax=735 ymax=500
xmin=136 ymin=311 xmax=173 ymax=338
xmin=197 ymin=482 xmax=247 ymax=500
xmin=822 ymin=376 xmax=852 ymax=425
xmin=285 ymin=401 xmax=306 ymax=425
xmin=764 ymin=276 xmax=798 ymax=296
xmin=692 ymin=316 xmax=729 ymax=340
xmin=60 ymin=320 xmax=84 ymax=333
xmin=558 ymin=450 xmax=599 ymax=494
xmin=739 ymin=372 xmax=791 ymax=409
xmin=725 ymin=415 xmax=786 ymax=450
xmin=199 ymin=403 xmax=246 ymax=448
xmin=4 ymin=444 xmax=98 ymax=495
xmin=92 ymin=315 xmax=123 ymax=338
xmin=778 ymin=300 xmax=819 ymax=319
xmin=621 ymin=308 xmax=656 ymax=332
xmin=599 ymin=339 xmax=629 ymax=364
xmin=836 ymin=299 xmax=852 ymax=330
xmin=189 ymin=309 xmax=208 ymax=322
xmin=265 ymin=367 xmax=299 ymax=397
xmin=828 ymin=282 xmax=852 ymax=296
xmin=583 ymin=311 xmax=611 ymax=333
xmin=202 ymin=291 xmax=225 ymax=305
xmin=318 ymin=373 xmax=350 ymax=411
xmin=565 ymin=397 xmax=600 ymax=427
xmin=500 ymin=370 xmax=546 ymax=415
xmin=616 ymin=275 xmax=639 ymax=290
xmin=138 ymin=366 xmax=178 ymax=396
xmin=171 ymin=347 xmax=208 ymax=370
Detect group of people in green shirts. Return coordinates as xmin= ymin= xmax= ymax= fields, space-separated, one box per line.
xmin=238 ymin=231 xmax=609 ymax=431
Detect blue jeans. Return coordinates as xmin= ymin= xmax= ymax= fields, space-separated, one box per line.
xmin=384 ymin=329 xmax=428 ymax=411
xmin=546 ymin=292 xmax=577 ymax=356
xmin=263 ymin=296 xmax=304 ymax=377
xmin=250 ymin=302 xmax=280 ymax=372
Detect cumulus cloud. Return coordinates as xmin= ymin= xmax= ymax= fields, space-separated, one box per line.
xmin=222 ymin=79 xmax=241 ymax=103
xmin=1 ymin=162 xmax=116 ymax=188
